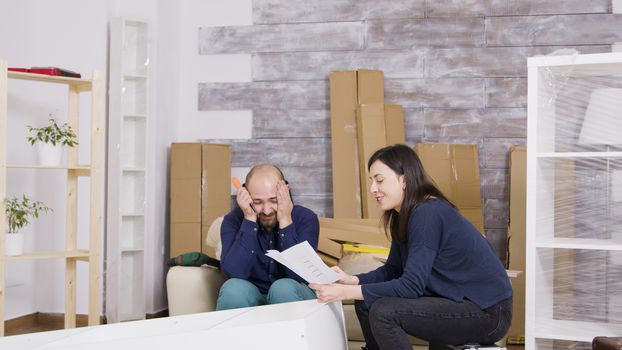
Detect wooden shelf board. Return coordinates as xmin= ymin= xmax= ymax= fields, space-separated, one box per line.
xmin=7 ymin=164 xmax=91 ymax=176
xmin=7 ymin=164 xmax=90 ymax=170
xmin=4 ymin=250 xmax=90 ymax=261
xmin=8 ymin=71 xmax=92 ymax=89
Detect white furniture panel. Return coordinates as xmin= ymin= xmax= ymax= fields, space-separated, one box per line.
xmin=106 ymin=17 xmax=150 ymax=323
xmin=0 ymin=300 xmax=348 ymax=350
xmin=526 ymin=52 xmax=622 ymax=349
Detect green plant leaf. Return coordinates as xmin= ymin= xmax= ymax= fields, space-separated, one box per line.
xmin=4 ymin=195 xmax=52 ymax=233
xmin=25 ymin=116 xmax=79 ymax=148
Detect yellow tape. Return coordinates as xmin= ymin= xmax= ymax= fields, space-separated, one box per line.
xmin=341 ymin=244 xmax=390 ymax=255
xmin=506 ymin=336 xmax=525 ymax=345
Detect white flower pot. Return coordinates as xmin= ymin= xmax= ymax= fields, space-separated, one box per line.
xmin=5 ymin=232 xmax=25 ymax=256
xmin=37 ymin=143 xmax=63 ymax=166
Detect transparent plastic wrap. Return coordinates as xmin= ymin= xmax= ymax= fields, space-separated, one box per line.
xmin=106 ymin=17 xmax=150 ymax=323
xmin=527 ymin=52 xmax=622 ymax=350
xmin=122 ymin=20 xmax=150 ymax=76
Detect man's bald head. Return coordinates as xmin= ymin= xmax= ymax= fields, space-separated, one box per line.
xmin=245 ymin=164 xmax=285 ymax=187
xmin=244 ymin=164 xmax=287 ymax=232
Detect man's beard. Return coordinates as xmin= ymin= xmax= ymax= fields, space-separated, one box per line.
xmin=258 ymin=213 xmax=278 ymax=233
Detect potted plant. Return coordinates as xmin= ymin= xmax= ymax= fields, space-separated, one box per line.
xmin=26 ymin=115 xmax=78 ymax=166
xmin=4 ymin=195 xmax=52 ymax=256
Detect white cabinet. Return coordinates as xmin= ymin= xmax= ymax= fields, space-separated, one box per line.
xmin=106 ymin=17 xmax=149 ymax=323
xmin=0 ymin=61 xmax=104 ymax=335
xmin=526 ymin=52 xmax=622 ymax=349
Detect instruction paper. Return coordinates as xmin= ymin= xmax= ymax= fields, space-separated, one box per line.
xmin=266 ymin=241 xmax=342 ymax=284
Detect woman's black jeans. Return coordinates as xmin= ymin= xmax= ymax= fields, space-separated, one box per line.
xmin=355 ymin=296 xmax=512 ymax=350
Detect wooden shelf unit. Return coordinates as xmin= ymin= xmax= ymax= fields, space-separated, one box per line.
xmin=0 ymin=60 xmax=104 ymax=336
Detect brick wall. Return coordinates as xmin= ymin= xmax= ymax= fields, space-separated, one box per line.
xmin=197 ymin=0 xmax=622 ymax=261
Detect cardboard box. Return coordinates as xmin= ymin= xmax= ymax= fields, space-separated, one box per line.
xmin=355 ymin=104 xmax=405 ymax=219
xmin=414 ymin=144 xmax=485 ymax=233
xmin=170 ymin=143 xmax=202 ymax=258
xmin=384 ymin=104 xmax=405 ymax=146
xmin=170 ymin=143 xmax=231 ymax=258
xmin=506 ymin=145 xmax=526 ymax=344
xmin=318 ymin=217 xmax=390 ymax=259
xmin=330 ymin=70 xmax=384 ymax=219
xmin=356 ymin=104 xmax=387 ymax=219
xmin=201 ymin=144 xmax=232 ymax=256
xmin=318 ymin=251 xmax=339 ymax=267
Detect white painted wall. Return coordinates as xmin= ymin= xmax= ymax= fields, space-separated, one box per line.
xmin=1 ymin=0 xmax=253 ymax=321
xmin=147 ymin=0 xmax=254 ymax=314
xmin=150 ymin=0 xmax=181 ymax=315
xmin=0 ymin=0 xmax=110 ymax=318
xmin=150 ymin=0 xmax=254 ymax=313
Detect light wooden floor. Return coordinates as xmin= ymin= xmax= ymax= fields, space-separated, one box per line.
xmin=5 ymin=313 xmax=90 ymax=337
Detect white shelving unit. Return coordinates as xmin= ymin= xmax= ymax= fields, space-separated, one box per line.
xmin=0 ymin=61 xmax=104 ymax=335
xmin=106 ymin=17 xmax=149 ymax=323
xmin=526 ymin=52 xmax=622 ymax=349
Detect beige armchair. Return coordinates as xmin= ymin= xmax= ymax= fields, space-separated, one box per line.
xmin=165 ymin=217 xmax=423 ymax=346
xmin=166 ymin=217 xmax=226 ymax=315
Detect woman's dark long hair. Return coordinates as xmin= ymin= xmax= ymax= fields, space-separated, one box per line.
xmin=368 ymin=144 xmax=455 ymax=243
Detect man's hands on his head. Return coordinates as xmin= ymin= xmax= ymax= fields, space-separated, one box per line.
xmin=276 ymin=179 xmax=293 ymax=228
xmin=236 ymin=186 xmax=257 ymax=222
xmin=236 ymin=175 xmax=292 ymax=228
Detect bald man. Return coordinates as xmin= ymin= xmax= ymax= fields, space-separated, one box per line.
xmin=216 ymin=164 xmax=320 ymax=310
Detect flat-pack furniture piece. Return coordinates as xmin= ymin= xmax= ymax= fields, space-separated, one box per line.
xmin=526 ymin=52 xmax=622 ymax=349
xmin=106 ymin=16 xmax=150 ymax=323
xmin=0 ymin=299 xmax=348 ymax=350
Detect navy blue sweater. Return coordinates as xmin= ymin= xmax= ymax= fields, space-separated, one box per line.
xmin=357 ymin=199 xmax=512 ymax=309
xmin=220 ymin=205 xmax=319 ymax=293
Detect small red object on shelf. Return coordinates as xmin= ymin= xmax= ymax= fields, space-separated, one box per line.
xmin=8 ymin=67 xmax=81 ymax=78
xmin=7 ymin=68 xmax=30 ymax=73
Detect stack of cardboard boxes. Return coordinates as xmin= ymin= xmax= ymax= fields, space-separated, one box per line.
xmin=329 ymin=70 xmax=405 ymax=220
xmin=170 ymin=143 xmax=232 ymax=258
xmin=323 ymin=69 xmax=485 ymax=262
xmin=322 ymin=70 xmax=403 ymax=264
xmin=414 ymin=143 xmax=485 ymax=233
